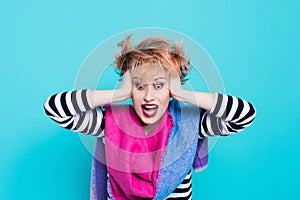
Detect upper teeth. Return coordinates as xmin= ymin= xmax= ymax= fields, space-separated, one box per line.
xmin=145 ymin=105 xmax=156 ymax=109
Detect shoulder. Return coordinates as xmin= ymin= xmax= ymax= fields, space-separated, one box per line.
xmin=168 ymin=99 xmax=202 ymax=125
xmin=169 ymin=99 xmax=201 ymax=113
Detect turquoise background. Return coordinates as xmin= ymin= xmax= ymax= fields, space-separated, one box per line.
xmin=1 ymin=0 xmax=299 ymax=199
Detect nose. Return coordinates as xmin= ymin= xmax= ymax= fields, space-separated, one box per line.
xmin=143 ymin=85 xmax=154 ymax=102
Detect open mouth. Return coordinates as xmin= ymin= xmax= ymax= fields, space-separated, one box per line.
xmin=141 ymin=104 xmax=158 ymax=118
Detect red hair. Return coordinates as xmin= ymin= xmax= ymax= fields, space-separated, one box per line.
xmin=114 ymin=35 xmax=190 ymax=84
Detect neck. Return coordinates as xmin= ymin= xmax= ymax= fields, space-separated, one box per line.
xmin=143 ymin=120 xmax=160 ymax=135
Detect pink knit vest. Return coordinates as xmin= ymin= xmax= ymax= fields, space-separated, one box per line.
xmin=104 ymin=104 xmax=173 ymax=200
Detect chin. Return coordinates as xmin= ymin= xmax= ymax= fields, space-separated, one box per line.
xmin=137 ymin=109 xmax=166 ymax=126
xmin=140 ymin=117 xmax=160 ymax=125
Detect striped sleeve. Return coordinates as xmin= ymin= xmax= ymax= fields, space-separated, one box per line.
xmin=164 ymin=169 xmax=192 ymax=200
xmin=43 ymin=89 xmax=105 ymax=137
xmin=199 ymin=93 xmax=256 ymax=138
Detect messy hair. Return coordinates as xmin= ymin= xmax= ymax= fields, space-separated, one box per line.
xmin=114 ymin=34 xmax=190 ymax=84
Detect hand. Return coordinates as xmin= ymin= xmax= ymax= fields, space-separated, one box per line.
xmin=88 ymin=71 xmax=132 ymax=106
xmin=168 ymin=69 xmax=215 ymax=109
xmin=118 ymin=71 xmax=132 ymax=101
xmin=168 ymin=69 xmax=184 ymax=100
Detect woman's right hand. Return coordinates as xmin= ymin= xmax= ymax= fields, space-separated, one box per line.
xmin=88 ymin=71 xmax=132 ymax=107
xmin=118 ymin=71 xmax=132 ymax=101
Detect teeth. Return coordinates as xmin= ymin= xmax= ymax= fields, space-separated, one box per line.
xmin=145 ymin=105 xmax=157 ymax=109
xmin=143 ymin=105 xmax=158 ymax=110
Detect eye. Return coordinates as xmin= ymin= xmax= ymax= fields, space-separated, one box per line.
xmin=136 ymin=83 xmax=145 ymax=90
xmin=154 ymin=82 xmax=165 ymax=90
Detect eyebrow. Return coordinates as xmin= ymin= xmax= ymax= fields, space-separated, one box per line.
xmin=154 ymin=77 xmax=166 ymax=81
xmin=132 ymin=77 xmax=166 ymax=81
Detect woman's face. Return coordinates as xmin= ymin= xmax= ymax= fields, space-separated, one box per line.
xmin=131 ymin=63 xmax=170 ymax=125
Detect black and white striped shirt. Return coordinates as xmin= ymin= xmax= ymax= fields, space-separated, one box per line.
xmin=44 ymin=89 xmax=256 ymax=199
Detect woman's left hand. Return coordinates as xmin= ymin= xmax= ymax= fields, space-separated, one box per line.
xmin=169 ymin=69 xmax=184 ymax=101
xmin=169 ymin=68 xmax=215 ymax=110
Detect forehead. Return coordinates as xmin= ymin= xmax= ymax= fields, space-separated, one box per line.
xmin=132 ymin=63 xmax=168 ymax=80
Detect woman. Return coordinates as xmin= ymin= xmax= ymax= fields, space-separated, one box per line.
xmin=44 ymin=35 xmax=256 ymax=200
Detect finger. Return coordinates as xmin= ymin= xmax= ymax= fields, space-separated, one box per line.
xmin=168 ymin=68 xmax=180 ymax=80
xmin=122 ymin=71 xmax=132 ymax=84
xmin=123 ymin=71 xmax=131 ymax=79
